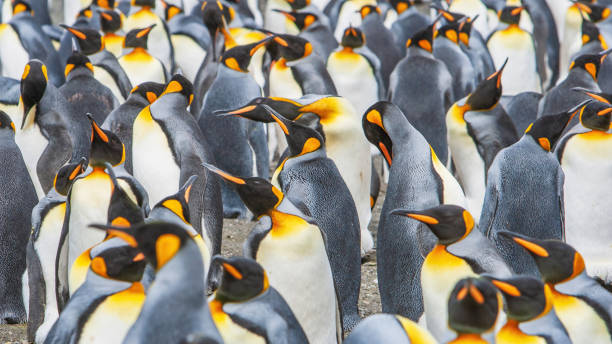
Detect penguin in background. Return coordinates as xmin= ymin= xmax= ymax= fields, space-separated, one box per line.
xmin=480 ymin=109 xmax=577 ymax=277
xmin=0 ymin=76 xmax=21 ymax=124
xmin=502 ymin=232 xmax=612 ymax=343
xmin=359 ymin=5 xmax=403 ymax=89
xmin=344 ymin=313 xmax=437 ymax=344
xmin=447 ymin=277 xmax=501 ymax=344
xmin=327 ymin=26 xmax=384 ymax=118
xmin=389 ymin=0 xmax=432 ymax=56
xmin=446 ymin=62 xmax=518 ymax=221
xmin=505 ymin=91 xmax=542 ymax=133
xmin=0 ymin=111 xmax=38 ymax=324
xmin=124 ymin=0 xmax=174 ymax=72
xmin=389 ymin=20 xmax=454 ymax=165
xmin=99 ymin=9 xmax=125 ymax=57
xmin=63 ymin=0 xmax=93 ymax=25
xmin=259 ymin=105 xmax=362 ymax=333
xmin=484 ymin=275 xmax=572 ymax=344
xmin=391 ymin=205 xmax=511 ymax=342
xmin=0 ymin=1 xmax=65 ymax=86
xmin=458 ymin=15 xmax=492 ymax=83
xmin=209 ymin=256 xmax=309 ymax=344
xmin=203 ymin=163 xmax=340 ymax=343
xmin=273 ymin=10 xmax=338 ymax=60
xmin=26 ymin=159 xmax=87 ymax=343
xmin=60 ymin=48 xmax=120 ymax=125
xmin=577 ymin=19 xmax=612 ymax=93
xmin=102 ymin=82 xmax=164 ymax=174
xmin=330 ymin=0 xmax=377 ymax=41
xmin=448 ymin=0 xmax=491 ymax=36
xmin=559 ymin=1 xmax=601 ymax=81
xmin=17 ymin=59 xmax=91 ymax=198
xmin=198 ymin=41 xmax=269 ymax=219
xmin=119 ymin=25 xmax=168 ymax=86
xmin=487 ymin=6 xmax=541 ymax=95
xmin=362 ymin=101 xmax=467 ymax=321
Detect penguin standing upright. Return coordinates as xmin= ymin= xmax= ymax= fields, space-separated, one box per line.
xmin=487 ymin=6 xmax=541 ymax=95
xmin=344 ymin=313 xmax=437 ymax=344
xmin=274 ymin=10 xmax=338 ymax=60
xmin=448 ymin=0 xmax=491 ymax=35
xmin=203 ymin=164 xmax=340 ymax=343
xmin=560 ymin=1 xmax=589 ymax=81
xmin=391 ymin=205 xmax=511 ymax=342
xmin=209 ymin=256 xmax=308 ymax=343
xmin=119 ymin=25 xmax=168 ymax=86
xmin=0 ymin=111 xmax=37 ymax=324
xmin=362 ymin=101 xmax=467 ymax=321
xmin=331 ymin=0 xmax=376 ymax=41
xmin=389 ymin=0 xmax=432 ymax=56
xmin=99 ymin=9 xmax=125 ymax=57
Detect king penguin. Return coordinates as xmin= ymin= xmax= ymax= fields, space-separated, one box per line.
xmin=0 ymin=76 xmax=20 ymax=123
xmin=208 ymin=255 xmax=308 ymax=343
xmin=0 ymin=110 xmax=38 ymax=324
xmin=99 ymin=9 xmax=125 ymax=58
xmin=343 ymin=313 xmax=437 ymax=344
xmin=502 ymin=231 xmax=612 ymax=344
xmin=274 ymin=9 xmax=338 ymax=60
xmin=391 ymin=205 xmax=511 ymax=342
xmin=203 ymin=163 xmax=340 ymax=343
xmin=119 ymin=25 xmax=168 ymax=86
xmin=448 ymin=0 xmax=491 ymax=35
xmin=389 ymin=0 xmax=432 ymax=56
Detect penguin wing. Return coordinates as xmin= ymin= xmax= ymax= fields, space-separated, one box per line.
xmin=224 ymin=288 xmax=309 ymax=344
xmin=243 ymin=216 xmax=273 ymax=259
xmin=478 ymin=164 xmax=500 ymax=238
xmin=26 ymin=239 xmax=45 ymax=342
xmin=291 ymin=55 xmax=338 ymax=95
xmin=37 ymin=111 xmax=75 ymax=194
xmin=519 ymin=308 xmax=572 ymax=344
xmin=90 ymin=52 xmax=133 ymax=99
xmin=448 ymin=230 xmax=513 ymax=277
xmin=355 ymin=46 xmax=386 ymax=99
xmin=55 ymin=200 xmax=72 ymax=312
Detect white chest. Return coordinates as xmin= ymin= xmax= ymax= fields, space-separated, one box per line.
xmin=269 ymin=64 xmax=302 ymax=99
xmin=327 ymin=52 xmax=379 ymax=117
xmin=552 ymin=290 xmax=611 ymax=344
xmin=334 ymin=0 xmax=375 ymax=40
xmin=15 ymin=123 xmax=48 ymax=198
xmin=93 ymin=66 xmax=125 ymax=102
xmin=171 ymin=35 xmax=207 ymax=82
xmin=119 ymin=53 xmax=166 ymax=87
xmin=0 ymin=24 xmax=29 ymax=80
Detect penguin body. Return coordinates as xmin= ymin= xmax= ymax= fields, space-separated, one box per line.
xmin=505 ymin=91 xmax=541 ymax=133
xmin=560 ymin=4 xmax=585 ymax=81
xmin=344 ymin=313 xmax=436 ymax=344
xmin=0 ymin=111 xmax=37 ymax=325
xmin=99 ymin=9 xmax=125 ymax=58
xmin=0 ymin=20 xmax=30 ymax=80
xmin=449 ymin=0 xmax=491 ymax=35
xmin=390 ymin=3 xmax=431 ymax=56
xmin=119 ymin=26 xmax=168 ymax=86
xmin=332 ymin=0 xmax=376 ymax=41
xmin=278 ymin=11 xmax=338 ymax=60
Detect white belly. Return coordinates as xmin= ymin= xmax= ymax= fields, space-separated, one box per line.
xmin=560 ymin=8 xmax=582 ymax=80
xmin=551 ymin=288 xmax=611 ymax=344
xmin=0 ymin=24 xmax=29 ymax=80
xmin=430 ymin=148 xmax=468 ymax=209
xmin=256 ymin=223 xmax=338 ymax=344
xmin=171 ymin=35 xmax=207 ymax=82
xmin=213 ymin=308 xmax=266 ymax=344
xmin=15 ymin=123 xmax=48 ymax=198
xmin=269 ymin=64 xmax=302 ymax=99
xmin=264 ymin=0 xmax=291 ymax=33
xmin=327 ymin=52 xmax=379 ymax=117
xmin=93 ymin=66 xmax=125 ymax=102
xmin=562 ymin=133 xmax=612 ymax=281
xmin=63 ymin=0 xmax=89 ymax=25
xmin=119 ymin=57 xmax=166 ymax=88
xmin=333 ymin=0 xmax=375 ymax=41
xmin=1 ymin=103 xmax=20 ymax=126
xmin=124 ymin=11 xmax=173 ymax=71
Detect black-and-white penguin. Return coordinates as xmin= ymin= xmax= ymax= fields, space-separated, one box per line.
xmin=119 ymin=25 xmax=168 ymax=86
xmin=274 ymin=10 xmax=338 ymax=60
xmin=99 ymin=9 xmax=125 ymax=57
xmin=343 ymin=313 xmax=437 ymax=344
xmin=389 ymin=0 xmax=432 ymax=56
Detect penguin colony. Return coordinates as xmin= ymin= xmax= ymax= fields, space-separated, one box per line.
xmin=2 ymin=0 xmax=612 ymax=343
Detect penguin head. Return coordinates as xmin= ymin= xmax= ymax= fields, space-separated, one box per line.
xmin=219 ymin=97 xmax=303 ymax=122
xmin=458 ymin=15 xmax=477 ymax=46
xmin=131 ymin=0 xmax=155 ymax=7
xmin=12 ymin=0 xmax=33 ymax=15
xmin=573 ymin=1 xmax=610 ymax=23
xmin=161 ymin=0 xmax=183 ymax=21
xmin=64 ymin=51 xmax=94 ymax=77
xmin=221 ymin=38 xmax=271 ymax=73
xmin=53 ymin=158 xmax=87 ymax=196
xmin=432 ymin=4 xmax=465 ymax=23
xmin=261 ymin=104 xmax=325 ymax=157
xmin=212 ymin=256 xmax=269 ymax=302
xmin=464 ymin=59 xmax=507 ymax=111
xmin=569 ymin=49 xmax=612 ymax=81
xmin=285 ymin=0 xmax=310 ymax=11
xmin=200 ymin=0 xmax=235 ymax=39
xmin=448 ymin=278 xmax=500 ymax=334
xmin=437 ymin=21 xmax=463 ymax=45
xmin=498 ymin=6 xmax=523 ymax=25
xmin=483 ymin=275 xmax=552 ymax=322
xmin=89 ymin=243 xmax=146 ymax=281
xmin=130 ymin=81 xmax=166 ymax=104
xmin=159 ymin=74 xmax=194 ymax=105
xmin=124 ymin=25 xmax=155 ymax=49
xmin=105 ymin=162 xmax=145 ymax=228
xmin=99 ymin=9 xmax=122 ymax=33
xmin=77 ymin=6 xmax=94 ymax=20
xmin=88 ymin=115 xmax=125 ymax=167
xmin=499 ymin=231 xmax=586 ymax=285
xmin=203 ymin=163 xmax=283 ymax=217
xmin=153 ymin=175 xmax=197 ymax=225
xmin=581 ymin=18 xmax=607 ymax=49
xmin=341 ymin=26 xmax=365 ymax=49
xmin=94 ymin=0 xmax=116 ymax=9
xmin=391 ymin=205 xmax=475 ymax=245
xmin=0 ymin=111 xmax=16 ymax=136
xmin=406 ymin=18 xmax=438 ymax=53
xmin=60 ymin=25 xmax=104 ymax=55
xmin=389 ymin=0 xmax=416 ymax=14
xmin=362 ymin=101 xmax=396 ymax=166
xmin=274 ymin=10 xmax=319 ymax=31
xmin=524 ymin=102 xmax=584 ymax=151
xmin=20 ymin=60 xmax=48 ymax=129
xmin=267 ymin=34 xmax=313 ymax=62
xmin=359 ymin=5 xmax=382 ymax=19
xmin=576 ymin=98 xmax=612 ymax=131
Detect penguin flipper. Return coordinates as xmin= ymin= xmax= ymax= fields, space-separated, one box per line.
xmin=243 ymin=216 xmax=272 ymax=259
xmin=26 ymin=239 xmax=45 ymax=342
xmin=448 ymin=230 xmax=513 ymax=278
xmin=556 ymin=165 xmax=566 ymax=241
xmin=55 ymin=206 xmax=71 ymax=312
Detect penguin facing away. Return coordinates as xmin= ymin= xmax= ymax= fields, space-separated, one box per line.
xmin=343 ymin=313 xmax=437 ymax=344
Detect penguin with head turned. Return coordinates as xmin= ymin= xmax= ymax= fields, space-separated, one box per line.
xmin=102 ymin=81 xmax=165 ymax=174
xmin=389 ymin=19 xmax=454 ymax=165
xmin=0 ymin=111 xmax=37 ymax=325
xmin=576 ymin=18 xmax=612 ymax=94
xmin=389 ymin=0 xmax=432 ymax=55
xmin=362 ymin=101 xmax=468 ymax=321
xmin=209 ymin=255 xmax=308 ymax=343
xmin=98 ymin=8 xmax=125 ymax=57
xmin=343 ymin=313 xmax=437 ymax=344
xmin=119 ymin=25 xmax=168 ymax=86
xmin=203 ymin=163 xmax=340 ymax=343
xmin=391 ymin=205 xmax=511 ymax=342
xmin=483 ymin=275 xmax=572 ymax=344
xmin=502 ymin=231 xmax=612 ymax=343
xmin=274 ymin=9 xmax=338 ymax=60
xmin=25 ymin=159 xmax=87 ymax=343
xmin=505 ymin=91 xmax=542 ymax=133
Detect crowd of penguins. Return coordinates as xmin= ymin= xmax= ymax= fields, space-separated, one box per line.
xmin=2 ymin=0 xmax=612 ymax=343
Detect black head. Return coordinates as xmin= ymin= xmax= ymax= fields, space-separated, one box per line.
xmin=437 ymin=20 xmax=462 ymax=45
xmin=391 ymin=205 xmax=474 ymax=245
xmin=121 ymin=222 xmax=192 ymax=270
xmin=20 ymin=60 xmax=48 ymax=129
xmin=341 ymin=26 xmax=365 ymax=48
xmin=569 ymin=49 xmax=612 ymax=81
xmin=77 ymin=6 xmax=93 ymax=19
xmin=130 ymin=81 xmax=166 ymax=104
xmin=406 ymin=18 xmax=438 ymax=53
xmin=131 ymin=0 xmax=155 ymax=7
xmin=359 ymin=5 xmax=382 ymax=19
xmin=99 ymin=9 xmax=122 ymax=33
xmin=105 ymin=162 xmax=145 ymax=229
xmin=465 ymin=59 xmax=507 ymax=111
xmin=0 ymin=111 xmax=15 ymax=136
xmin=159 ymin=74 xmax=194 ymax=105
xmin=60 ymin=25 xmax=104 ymax=55
xmin=161 ymin=0 xmax=183 ymax=21
xmin=203 ymin=163 xmax=283 ymax=217
xmin=448 ymin=277 xmax=500 ymax=334
xmin=221 ymin=38 xmax=271 ymax=73
xmin=483 ymin=275 xmax=551 ymax=322
xmin=432 ymin=4 xmax=466 ymax=22
xmin=499 ymin=231 xmax=586 ymax=285
xmin=274 ymin=10 xmax=319 ymax=31
xmin=93 ymin=0 xmax=116 ymax=9
xmin=268 ymin=34 xmax=312 ymax=62
xmin=89 ymin=243 xmax=146 ymax=281
xmin=153 ymin=175 xmax=197 ymax=225
xmin=12 ymin=0 xmax=33 ymax=15
xmin=124 ymin=25 xmax=155 ymax=49
xmin=524 ymin=101 xmax=585 ymax=151
xmin=362 ymin=101 xmax=395 ymax=166
xmin=458 ymin=15 xmax=478 ymax=46
xmin=212 ymin=255 xmax=268 ymax=302
xmin=88 ymin=114 xmax=125 ymax=167
xmin=53 ymin=158 xmax=87 ymax=196
xmin=576 ymin=98 xmax=612 ymax=131
xmin=64 ymin=51 xmax=94 ymax=77
xmin=218 ymin=97 xmax=303 ymax=122
xmin=574 ymin=1 xmax=611 ymax=23
xmin=285 ymin=0 xmax=309 ymax=10
xmin=498 ymin=6 xmax=523 ymax=25
xmin=389 ymin=0 xmax=414 ymax=14
xmin=262 ymin=104 xmax=324 ymax=157
xmin=200 ymin=0 xmax=235 ymax=37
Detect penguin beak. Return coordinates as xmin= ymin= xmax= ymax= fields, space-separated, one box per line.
xmin=390 ymin=209 xmax=439 ymax=224
xmin=487 ymin=58 xmax=508 ymax=89
xmin=180 ymin=175 xmax=198 ymax=203
xmin=61 ymin=25 xmax=87 ymax=40
xmin=489 ymin=279 xmax=522 ymax=297
xmin=272 ymin=9 xmax=295 ymax=21
xmin=262 ymin=104 xmax=291 ymax=135
xmin=572 ymin=87 xmax=611 ymax=104
xmin=498 ymin=231 xmax=549 ymax=257
xmin=89 ymin=223 xmax=139 ymax=247
xmin=202 ymin=162 xmax=246 ymax=185
xmin=88 ymin=114 xmax=110 ymax=143
xmin=211 ymin=255 xmax=243 ymax=279
xmin=511 ymin=6 xmax=524 ymax=16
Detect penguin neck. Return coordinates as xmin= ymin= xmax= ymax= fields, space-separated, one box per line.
xmin=569 ymin=66 xmax=598 ymax=83
xmin=127 ymin=47 xmax=149 ymax=56
xmin=154 ymin=241 xmax=205 ymax=292
xmin=450 ymin=333 xmax=487 ymax=343
xmin=406 ymin=46 xmax=433 ymax=58
xmin=67 ymin=67 xmax=94 ymax=81
xmin=498 ymin=319 xmax=542 ymax=341
xmin=272 ymin=58 xmax=289 ymax=70
xmin=340 ymin=46 xmax=355 ymax=54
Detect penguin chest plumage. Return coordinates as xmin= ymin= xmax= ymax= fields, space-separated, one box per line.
xmin=69 ymin=248 xmax=91 ymax=295
xmin=79 ymin=283 xmax=146 ymax=344
xmin=497 ymin=321 xmax=546 ymax=344
xmin=449 ymin=0 xmax=490 ymax=35
xmin=210 ymin=300 xmax=266 ymax=344
xmin=171 ymin=34 xmax=206 ymax=82
xmin=93 ymin=66 xmax=125 ymax=102
xmin=269 ymin=61 xmax=302 ymax=98
xmin=119 ymin=49 xmax=166 ymax=86
xmin=124 ymin=9 xmax=172 ymax=70
xmin=562 ymin=132 xmax=612 ymax=279
xmin=104 ymin=34 xmax=124 ymax=58
xmin=421 ymin=244 xmax=476 ymax=342
xmin=256 ymin=213 xmax=337 ymax=344
xmin=0 ymin=24 xmax=29 ymax=80
xmin=67 ymin=170 xmax=111 ymax=270
xmin=334 ymin=0 xmax=376 ymax=40
xmin=132 ymin=106 xmax=180 ymax=207
xmin=429 ymin=148 xmax=467 ymax=208
xmin=550 ymin=288 xmax=611 ymax=344
xmin=15 ymin=119 xmax=48 ymax=198
xmin=327 ymin=50 xmax=379 ymax=116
